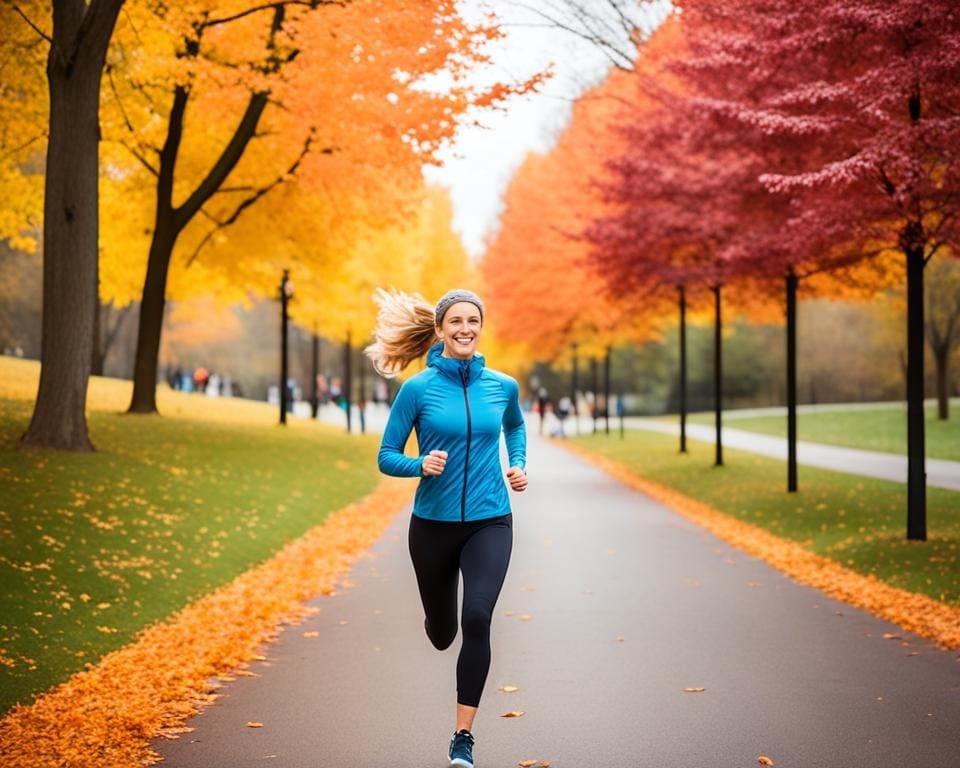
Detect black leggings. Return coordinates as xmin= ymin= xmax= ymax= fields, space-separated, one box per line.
xmin=408 ymin=513 xmax=513 ymax=708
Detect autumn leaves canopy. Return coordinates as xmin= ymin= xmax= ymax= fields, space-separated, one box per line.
xmin=1 ymin=0 xmax=541 ymax=439
xmin=481 ymin=0 xmax=960 ymax=361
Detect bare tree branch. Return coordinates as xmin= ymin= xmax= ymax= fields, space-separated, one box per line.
xmin=202 ymin=0 xmax=343 ymax=29
xmin=185 ymin=132 xmax=317 ymax=267
xmin=9 ymin=3 xmax=53 ymax=45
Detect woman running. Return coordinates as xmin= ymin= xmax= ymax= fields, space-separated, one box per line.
xmin=366 ymin=287 xmax=528 ymax=768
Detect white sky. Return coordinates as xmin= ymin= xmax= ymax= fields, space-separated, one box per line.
xmin=423 ymin=0 xmax=671 ymax=258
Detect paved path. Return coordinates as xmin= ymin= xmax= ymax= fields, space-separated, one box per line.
xmin=620 ymin=418 xmax=960 ymax=492
xmin=154 ymin=435 xmax=960 ymax=768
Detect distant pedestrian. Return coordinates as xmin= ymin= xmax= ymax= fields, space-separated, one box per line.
xmin=536 ymin=387 xmax=548 ymax=435
xmin=367 ymin=287 xmax=527 ymax=768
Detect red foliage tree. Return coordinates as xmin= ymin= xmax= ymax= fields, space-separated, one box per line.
xmin=669 ymin=0 xmax=960 ymax=538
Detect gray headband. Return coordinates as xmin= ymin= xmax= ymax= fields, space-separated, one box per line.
xmin=435 ymin=289 xmax=484 ymax=326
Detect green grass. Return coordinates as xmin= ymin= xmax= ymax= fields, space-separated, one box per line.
xmin=570 ymin=430 xmax=960 ymax=608
xmin=0 ymin=396 xmax=382 ymax=714
xmin=679 ymin=403 xmax=960 ymax=460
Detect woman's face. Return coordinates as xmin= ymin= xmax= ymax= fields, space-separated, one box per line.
xmin=436 ymin=301 xmax=482 ymax=360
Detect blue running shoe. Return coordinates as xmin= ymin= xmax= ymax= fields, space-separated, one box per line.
xmin=448 ymin=729 xmax=475 ymax=768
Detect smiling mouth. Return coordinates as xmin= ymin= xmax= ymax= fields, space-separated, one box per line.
xmin=454 ymin=336 xmax=474 ymax=344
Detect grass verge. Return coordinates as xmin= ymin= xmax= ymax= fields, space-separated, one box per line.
xmin=567 ymin=430 xmax=960 ymax=612
xmin=0 ymin=477 xmax=413 ymax=768
xmin=0 ymin=357 xmax=386 ymax=714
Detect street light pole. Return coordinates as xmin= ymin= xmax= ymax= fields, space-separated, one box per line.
xmin=603 ymin=346 xmax=611 ymax=435
xmin=590 ymin=357 xmax=598 ymax=434
xmin=344 ymin=329 xmax=353 ymax=434
xmin=571 ymin=341 xmax=579 ymax=436
xmin=279 ymin=269 xmax=293 ymax=426
xmin=310 ymin=323 xmax=320 ymax=419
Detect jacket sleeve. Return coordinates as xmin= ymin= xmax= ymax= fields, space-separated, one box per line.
xmin=502 ymin=377 xmax=527 ymax=471
xmin=378 ymin=380 xmax=424 ymax=477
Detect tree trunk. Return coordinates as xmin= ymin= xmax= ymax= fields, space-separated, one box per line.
xmin=91 ymin=297 xmax=105 ymax=378
xmin=128 ymin=223 xmax=176 ymax=413
xmin=678 ymin=284 xmax=687 ymax=454
xmin=786 ymin=270 xmax=798 ymax=492
xmin=713 ymin=284 xmax=723 ymax=467
xmin=933 ymin=346 xmax=949 ymax=420
xmin=905 ymin=239 xmax=927 ymax=540
xmin=22 ymin=1 xmax=126 ymax=451
xmin=127 ymin=25 xmax=273 ymax=414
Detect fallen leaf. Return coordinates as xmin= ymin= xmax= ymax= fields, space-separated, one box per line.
xmin=758 ymin=757 xmax=773 ymax=766
xmin=501 ymin=710 xmax=524 ymax=718
xmin=519 ymin=614 xmax=532 ymax=621
xmin=246 ymin=721 xmax=263 ymax=728
xmin=881 ymin=633 xmax=900 ymax=640
xmin=499 ymin=685 xmax=519 ymax=693
xmin=303 ymin=631 xmax=319 ymax=638
xmin=518 ymin=761 xmax=537 ymax=767
xmin=683 ymin=687 xmax=705 ymax=693
xmin=616 ymin=637 xmax=625 ymax=642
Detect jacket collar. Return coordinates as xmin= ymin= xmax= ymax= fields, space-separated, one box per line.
xmin=427 ymin=342 xmax=485 ymax=385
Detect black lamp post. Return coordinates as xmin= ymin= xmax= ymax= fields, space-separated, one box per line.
xmin=279 ymin=269 xmax=294 ymax=426
xmin=603 ymin=345 xmax=611 ymax=435
xmin=571 ymin=341 xmax=579 ymax=436
xmin=310 ymin=322 xmax=320 ymax=419
xmin=344 ymin=329 xmax=352 ymax=434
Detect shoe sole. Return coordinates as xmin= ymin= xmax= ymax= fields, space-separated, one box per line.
xmin=449 ymin=759 xmax=473 ymax=768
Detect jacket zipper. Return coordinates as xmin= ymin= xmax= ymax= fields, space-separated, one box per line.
xmin=460 ymin=368 xmax=472 ymax=522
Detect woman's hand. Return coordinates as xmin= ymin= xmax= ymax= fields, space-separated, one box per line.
xmin=506 ymin=466 xmax=528 ymax=492
xmin=421 ymin=450 xmax=448 ymax=476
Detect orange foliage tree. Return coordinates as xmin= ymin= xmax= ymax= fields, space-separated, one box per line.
xmin=481 ymin=66 xmax=673 ymax=387
xmin=4 ymin=0 xmax=542 ymax=446
xmin=96 ymin=0 xmax=536 ymax=415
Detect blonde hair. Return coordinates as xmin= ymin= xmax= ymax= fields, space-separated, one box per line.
xmin=364 ymin=288 xmax=438 ymax=378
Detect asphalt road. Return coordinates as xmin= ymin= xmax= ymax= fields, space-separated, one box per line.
xmin=153 ymin=434 xmax=960 ymax=768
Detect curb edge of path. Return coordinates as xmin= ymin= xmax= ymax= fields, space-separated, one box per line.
xmin=0 ymin=478 xmax=415 ymax=768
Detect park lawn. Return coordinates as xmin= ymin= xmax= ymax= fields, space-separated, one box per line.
xmin=681 ymin=403 xmax=960 ymax=460
xmin=0 ymin=358 xmax=383 ymax=714
xmin=570 ymin=430 xmax=960 ymax=609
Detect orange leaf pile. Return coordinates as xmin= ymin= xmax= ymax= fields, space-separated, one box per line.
xmin=0 ymin=477 xmax=414 ymax=767
xmin=562 ymin=442 xmax=960 ymax=650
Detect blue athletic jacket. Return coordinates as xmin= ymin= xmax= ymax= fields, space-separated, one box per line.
xmin=378 ymin=343 xmax=527 ymax=522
